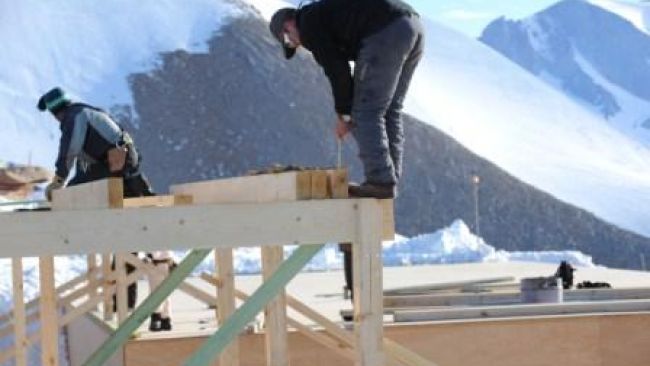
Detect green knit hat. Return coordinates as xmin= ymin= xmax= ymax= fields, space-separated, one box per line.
xmin=37 ymin=87 xmax=72 ymax=114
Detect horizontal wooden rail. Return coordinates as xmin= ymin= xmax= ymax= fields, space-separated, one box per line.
xmin=0 ymin=200 xmax=364 ymax=258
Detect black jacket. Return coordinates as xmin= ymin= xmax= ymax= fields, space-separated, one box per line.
xmin=296 ymin=0 xmax=416 ymax=114
xmin=55 ymin=103 xmax=127 ymax=179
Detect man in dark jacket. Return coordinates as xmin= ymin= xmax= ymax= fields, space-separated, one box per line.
xmin=37 ymin=87 xmax=154 ymax=200
xmin=38 ymin=86 xmax=154 ymax=311
xmin=270 ymin=0 xmax=424 ymax=199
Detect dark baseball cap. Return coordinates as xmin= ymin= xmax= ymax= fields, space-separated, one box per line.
xmin=269 ymin=8 xmax=297 ymax=59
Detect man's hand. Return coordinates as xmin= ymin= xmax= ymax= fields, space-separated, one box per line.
xmin=45 ymin=176 xmax=64 ymax=201
xmin=335 ymin=114 xmax=352 ymax=140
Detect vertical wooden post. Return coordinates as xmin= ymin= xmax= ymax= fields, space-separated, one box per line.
xmin=12 ymin=257 xmax=27 ymax=366
xmin=261 ymin=246 xmax=289 ymax=366
xmin=39 ymin=255 xmax=59 ymax=366
xmin=87 ymin=254 xmax=98 ymax=310
xmin=116 ymin=253 xmax=129 ymax=324
xmin=216 ymin=248 xmax=240 ymax=366
xmin=352 ymin=200 xmax=384 ymax=366
xmin=102 ymin=253 xmax=114 ymax=321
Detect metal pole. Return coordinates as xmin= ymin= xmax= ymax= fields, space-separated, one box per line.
xmin=472 ymin=175 xmax=481 ymax=237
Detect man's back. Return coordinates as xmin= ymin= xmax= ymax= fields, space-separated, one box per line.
xmin=297 ymin=0 xmax=416 ymax=59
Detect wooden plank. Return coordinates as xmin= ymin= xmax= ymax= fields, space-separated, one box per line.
xmin=102 ymin=253 xmax=114 ymax=321
xmin=310 ymin=171 xmax=329 ymax=200
xmin=261 ymin=246 xmax=289 ymax=366
xmin=60 ymin=289 xmax=115 ymax=326
xmin=123 ymin=194 xmax=193 ymax=208
xmin=0 ymin=199 xmax=360 ymax=258
xmin=83 ymin=249 xmax=212 ymax=366
xmin=87 ymin=254 xmax=99 ymax=311
xmin=39 ymin=255 xmax=59 ymax=366
xmin=216 ymin=248 xmax=240 ymax=366
xmin=381 ymin=199 xmax=395 ymax=241
xmin=116 ymin=253 xmax=129 ymax=324
xmin=51 ymin=178 xmax=123 ymax=210
xmin=184 ymin=244 xmax=323 ymax=366
xmin=170 ymin=171 xmax=313 ymax=204
xmin=353 ymin=199 xmax=385 ymax=366
xmin=383 ymin=276 xmax=516 ymax=296
xmin=327 ymin=169 xmax=349 ymax=199
xmin=393 ymin=299 xmax=650 ymax=322
xmin=12 ymin=257 xmax=27 ymax=366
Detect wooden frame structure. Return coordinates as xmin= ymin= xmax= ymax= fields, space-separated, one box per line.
xmin=0 ymin=172 xmax=432 ymax=366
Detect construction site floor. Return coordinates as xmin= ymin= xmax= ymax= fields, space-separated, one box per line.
xmin=117 ymin=261 xmax=650 ymax=340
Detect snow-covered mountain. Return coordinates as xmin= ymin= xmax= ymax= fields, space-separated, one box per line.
xmin=480 ymin=0 xmax=650 ymax=147
xmin=0 ymin=0 xmax=246 ymax=167
xmin=589 ymin=0 xmax=650 ymax=34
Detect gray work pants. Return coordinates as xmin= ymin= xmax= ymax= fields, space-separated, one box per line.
xmin=351 ymin=15 xmax=424 ymax=185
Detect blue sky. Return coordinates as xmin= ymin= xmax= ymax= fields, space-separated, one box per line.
xmin=408 ymin=0 xmax=562 ymax=37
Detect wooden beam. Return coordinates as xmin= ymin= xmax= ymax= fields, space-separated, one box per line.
xmin=60 ymin=290 xmax=114 ymax=327
xmin=310 ymin=171 xmax=329 ymax=200
xmin=393 ymin=299 xmax=650 ymax=322
xmin=0 ymin=199 xmax=361 ymax=258
xmin=184 ymin=244 xmax=323 ymax=366
xmin=327 ymin=169 xmax=349 ymax=199
xmin=171 ymin=171 xmax=313 ymax=204
xmin=353 ymin=199 xmax=385 ymax=366
xmin=12 ymin=257 xmax=27 ymax=366
xmin=87 ymin=254 xmax=99 ymax=311
xmin=83 ymin=249 xmax=212 ymax=366
xmin=380 ymin=199 xmax=395 ymax=241
xmin=122 ymin=194 xmax=193 ymax=208
xmin=51 ymin=178 xmax=123 ymax=210
xmin=261 ymin=246 xmax=289 ymax=366
xmin=102 ymin=253 xmax=114 ymax=321
xmin=116 ymin=253 xmax=129 ymax=324
xmin=39 ymin=255 xmax=59 ymax=366
xmin=216 ymin=249 xmax=239 ymax=366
